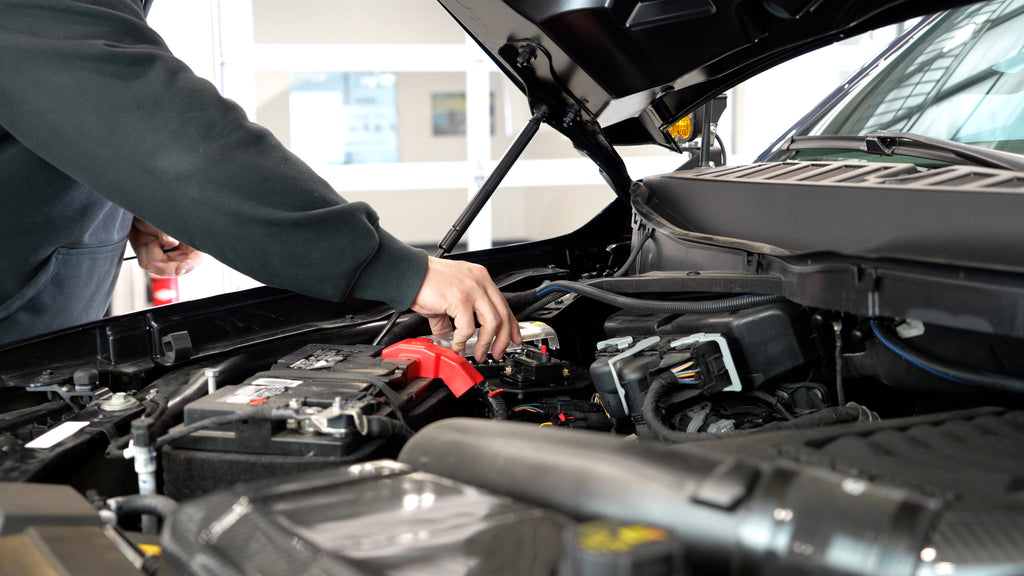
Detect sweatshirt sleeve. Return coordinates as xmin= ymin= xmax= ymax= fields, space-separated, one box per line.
xmin=0 ymin=0 xmax=428 ymax=310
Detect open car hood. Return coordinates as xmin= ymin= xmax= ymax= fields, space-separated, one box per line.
xmin=439 ymin=0 xmax=978 ymax=184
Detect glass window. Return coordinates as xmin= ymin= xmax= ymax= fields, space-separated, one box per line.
xmin=289 ymin=72 xmax=399 ymax=165
xmin=810 ymin=0 xmax=1024 ymax=154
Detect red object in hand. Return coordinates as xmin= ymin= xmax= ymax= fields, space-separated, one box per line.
xmin=382 ymin=338 xmax=484 ymax=398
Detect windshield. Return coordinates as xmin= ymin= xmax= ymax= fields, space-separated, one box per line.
xmin=800 ymin=0 xmax=1024 ymax=156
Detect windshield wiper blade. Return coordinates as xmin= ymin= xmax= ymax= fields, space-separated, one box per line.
xmin=785 ymin=130 xmax=1024 ymax=172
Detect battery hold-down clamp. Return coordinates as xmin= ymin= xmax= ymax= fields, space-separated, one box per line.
xmin=382 ymin=338 xmax=484 ymax=398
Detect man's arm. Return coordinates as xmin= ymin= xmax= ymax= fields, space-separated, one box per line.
xmin=0 ymin=0 xmax=422 ymax=308
xmin=0 ymin=0 xmax=519 ymax=355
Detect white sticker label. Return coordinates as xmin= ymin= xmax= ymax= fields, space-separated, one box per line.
xmin=289 ymin=348 xmax=349 ymax=370
xmin=221 ymin=378 xmax=303 ymax=405
xmin=25 ymin=421 xmax=90 ymax=449
xmin=251 ymin=378 xmax=303 ymax=387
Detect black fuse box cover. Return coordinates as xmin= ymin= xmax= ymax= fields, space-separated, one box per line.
xmin=603 ymin=304 xmax=812 ymax=388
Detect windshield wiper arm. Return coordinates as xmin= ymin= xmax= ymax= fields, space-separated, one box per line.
xmin=785 ymin=130 xmax=1024 ymax=172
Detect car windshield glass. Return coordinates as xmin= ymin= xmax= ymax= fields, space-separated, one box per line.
xmin=804 ymin=0 xmax=1024 ymax=157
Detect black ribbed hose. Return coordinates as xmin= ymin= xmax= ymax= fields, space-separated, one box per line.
xmin=642 ymin=373 xmax=868 ymax=443
xmin=106 ymin=494 xmax=179 ymax=522
xmin=538 ymin=281 xmax=787 ymax=314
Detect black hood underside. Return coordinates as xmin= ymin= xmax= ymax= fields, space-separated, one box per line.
xmin=438 ymin=0 xmax=980 ymax=181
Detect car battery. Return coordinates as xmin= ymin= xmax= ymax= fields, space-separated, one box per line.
xmin=163 ymin=342 xmax=469 ymax=499
xmin=167 ymin=344 xmax=440 ymax=459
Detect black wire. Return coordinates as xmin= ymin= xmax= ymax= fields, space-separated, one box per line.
xmin=537 ymin=280 xmax=787 ymax=314
xmin=870 ymin=320 xmax=1024 ymax=394
xmin=152 ymin=406 xmax=412 ymax=453
xmin=105 ymin=395 xmax=169 ymax=459
xmin=714 ymin=133 xmax=728 ymax=166
xmin=517 ymin=291 xmax=566 ymax=320
xmin=749 ymin=390 xmax=795 ymax=421
xmin=480 ymin=384 xmax=508 ymax=420
xmin=153 ymin=410 xmax=275 ymax=451
xmin=613 ymin=228 xmax=655 ymax=278
xmin=350 ymin=376 xmax=408 ymax=426
xmin=365 ymin=415 xmax=414 ymax=440
xmin=372 ymin=310 xmax=402 ymax=346
xmin=509 ymin=39 xmax=592 ymax=120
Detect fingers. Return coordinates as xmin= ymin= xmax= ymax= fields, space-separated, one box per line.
xmin=472 ymin=298 xmax=501 ymax=361
xmin=409 ymin=257 xmax=521 ymax=362
xmin=129 ymin=217 xmax=204 ymax=277
xmin=428 ymin=316 xmax=454 ymax=338
xmin=140 ymin=245 xmax=203 ymax=277
xmin=131 ymin=218 xmax=178 ymax=250
xmin=450 ymin=298 xmax=477 ymax=357
xmin=173 ymin=249 xmax=205 ymax=276
xmin=481 ymin=279 xmax=520 ymax=358
xmin=159 ymin=232 xmax=180 ymax=251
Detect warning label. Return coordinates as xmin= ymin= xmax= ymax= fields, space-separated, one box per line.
xmin=221 ymin=377 xmax=303 ymax=405
xmin=289 ymin=348 xmax=350 ymax=370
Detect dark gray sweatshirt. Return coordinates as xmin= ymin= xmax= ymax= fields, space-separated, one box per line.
xmin=0 ymin=0 xmax=428 ymax=345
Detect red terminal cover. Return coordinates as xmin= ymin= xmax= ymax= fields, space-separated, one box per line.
xmin=382 ymin=338 xmax=484 ymax=398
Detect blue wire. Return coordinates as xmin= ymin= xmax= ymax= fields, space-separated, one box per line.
xmin=870 ymin=321 xmax=969 ymax=385
xmin=537 ymin=286 xmax=578 ymax=297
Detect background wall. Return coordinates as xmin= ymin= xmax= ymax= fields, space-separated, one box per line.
xmin=111 ymin=0 xmax=905 ymax=314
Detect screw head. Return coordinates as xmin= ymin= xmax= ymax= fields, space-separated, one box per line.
xmin=99 ymin=392 xmax=140 ymax=412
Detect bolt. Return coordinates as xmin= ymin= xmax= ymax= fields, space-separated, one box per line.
xmin=515 ymin=45 xmax=537 ymax=68
xmin=300 ymin=420 xmax=316 ymax=435
xmin=205 ymin=369 xmax=219 ymax=395
xmin=99 ymin=392 xmax=141 ymax=413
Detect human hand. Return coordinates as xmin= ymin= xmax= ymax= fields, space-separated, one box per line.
xmin=128 ymin=217 xmax=205 ymax=276
xmin=410 ymin=257 xmax=522 ymax=361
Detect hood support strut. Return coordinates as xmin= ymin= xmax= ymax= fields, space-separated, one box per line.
xmin=436 ymin=107 xmax=548 ymax=257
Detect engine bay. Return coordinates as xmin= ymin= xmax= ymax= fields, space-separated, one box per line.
xmin=3 ymin=165 xmax=1024 ymax=574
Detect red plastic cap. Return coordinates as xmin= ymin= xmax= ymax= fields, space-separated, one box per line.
xmin=382 ymin=338 xmax=484 ymax=398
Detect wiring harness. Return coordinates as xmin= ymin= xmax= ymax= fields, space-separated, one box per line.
xmin=870 ymin=320 xmax=1024 ymax=395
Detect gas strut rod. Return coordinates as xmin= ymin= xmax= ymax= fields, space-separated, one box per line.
xmin=372 ymin=107 xmax=548 ymax=346
xmin=436 ymin=106 xmax=548 ymax=257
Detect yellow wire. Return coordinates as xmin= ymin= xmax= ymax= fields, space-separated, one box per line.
xmin=592 ymin=393 xmax=611 ymax=418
